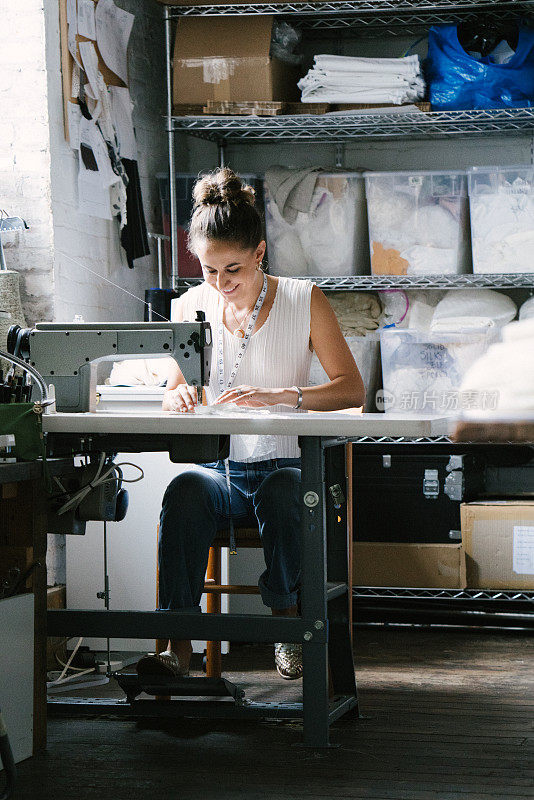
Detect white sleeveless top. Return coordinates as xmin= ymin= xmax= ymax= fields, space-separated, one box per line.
xmin=173 ymin=277 xmax=314 ymax=461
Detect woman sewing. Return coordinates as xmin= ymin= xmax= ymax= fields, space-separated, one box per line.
xmin=137 ymin=168 xmax=365 ymax=681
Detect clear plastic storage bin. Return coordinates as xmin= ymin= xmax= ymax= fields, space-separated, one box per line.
xmin=364 ymin=170 xmax=471 ymax=276
xmin=264 ymin=172 xmax=369 ymax=277
xmin=468 ymin=166 xmax=534 ymax=274
xmin=309 ymin=333 xmax=380 ymax=411
xmin=379 ymin=327 xmax=492 ymax=415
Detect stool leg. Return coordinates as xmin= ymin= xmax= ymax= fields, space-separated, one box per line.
xmin=155 ymin=524 xmax=170 ymax=699
xmin=206 ymin=546 xmax=222 ymax=678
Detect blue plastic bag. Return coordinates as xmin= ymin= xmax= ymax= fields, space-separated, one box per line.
xmin=427 ymin=24 xmax=534 ymax=110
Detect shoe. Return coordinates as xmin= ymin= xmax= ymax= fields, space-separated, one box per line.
xmin=136 ymin=650 xmax=189 ymax=678
xmin=274 ymin=643 xmax=303 ymax=680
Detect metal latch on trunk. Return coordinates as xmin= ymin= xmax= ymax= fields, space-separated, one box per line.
xmin=423 ymin=469 xmax=439 ymax=499
xmin=444 ymin=470 xmax=465 ymax=501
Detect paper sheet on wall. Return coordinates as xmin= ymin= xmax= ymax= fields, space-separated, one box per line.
xmin=67 ymin=0 xmax=77 ymax=25
xmin=95 ymin=0 xmax=134 ymax=85
xmin=71 ymin=62 xmax=81 ymax=97
xmin=68 ymin=20 xmax=82 ymax=69
xmin=67 ymin=101 xmax=82 ymax=149
xmin=77 ymin=0 xmax=96 ymax=40
xmin=109 ymin=86 xmax=137 ymax=160
xmin=513 ymin=525 xmax=534 ymax=575
xmin=79 ymin=41 xmax=103 ymax=102
xmin=78 ymin=116 xmax=118 ymax=219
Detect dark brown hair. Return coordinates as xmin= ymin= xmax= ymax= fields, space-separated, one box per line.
xmin=188 ymin=167 xmax=263 ymax=253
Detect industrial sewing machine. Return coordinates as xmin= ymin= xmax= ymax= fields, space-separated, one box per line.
xmin=7 ymin=317 xmax=212 ymax=413
xmin=5 ymin=317 xmax=216 ymax=529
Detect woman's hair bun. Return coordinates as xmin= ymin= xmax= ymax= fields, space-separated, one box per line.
xmin=193 ymin=167 xmax=256 ymax=208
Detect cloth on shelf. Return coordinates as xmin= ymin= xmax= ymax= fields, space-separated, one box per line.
xmin=298 ymin=54 xmax=425 ymax=104
xmin=264 ymin=166 xmax=324 ymax=223
xmin=326 ymin=292 xmax=382 ymax=336
xmin=108 ymin=357 xmax=173 ymax=386
xmin=519 ymin=296 xmax=534 ymax=321
xmin=460 ymin=318 xmax=534 ymax=412
xmin=430 ymin=289 xmax=517 ymax=333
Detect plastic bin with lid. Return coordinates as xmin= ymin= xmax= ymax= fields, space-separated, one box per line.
xmin=364 ymin=170 xmax=471 ymax=276
xmin=264 ymin=172 xmax=369 ymax=277
xmin=379 ymin=327 xmax=493 ymax=415
xmin=468 ymin=165 xmax=534 ymax=274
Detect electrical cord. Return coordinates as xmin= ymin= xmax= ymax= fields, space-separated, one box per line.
xmin=47 ymin=637 xmax=96 ymax=689
xmin=52 ymin=454 xmax=144 ymax=516
xmin=0 ymin=348 xmax=48 ymax=404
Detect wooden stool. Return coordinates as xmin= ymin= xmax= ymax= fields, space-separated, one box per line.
xmin=204 ymin=527 xmax=261 ymax=678
xmin=155 ymin=526 xmax=262 ymax=679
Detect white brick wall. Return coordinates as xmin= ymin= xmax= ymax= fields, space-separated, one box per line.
xmin=1 ymin=0 xmax=167 ymax=331
xmin=45 ymin=0 xmax=168 ymax=324
xmin=0 ymin=0 xmax=54 ymax=328
xmin=0 ymin=0 xmax=167 ymax=583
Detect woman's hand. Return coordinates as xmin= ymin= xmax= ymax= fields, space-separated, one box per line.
xmin=163 ymin=384 xmax=198 ymax=413
xmin=214 ymin=385 xmax=291 ymax=408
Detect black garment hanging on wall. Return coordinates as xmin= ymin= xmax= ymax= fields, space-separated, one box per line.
xmin=120 ymin=157 xmax=150 ymax=269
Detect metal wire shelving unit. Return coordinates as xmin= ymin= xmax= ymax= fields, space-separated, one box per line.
xmin=165 ymin=2 xmax=534 ymax=618
xmin=354 ymin=586 xmax=534 ymax=602
xmin=175 ymin=273 xmax=534 ymax=290
xmin=171 ymin=107 xmax=534 ymax=142
xmin=169 ymin=1 xmax=534 ymax=36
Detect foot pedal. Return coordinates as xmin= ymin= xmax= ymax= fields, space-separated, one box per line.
xmin=115 ymin=672 xmax=245 ymax=704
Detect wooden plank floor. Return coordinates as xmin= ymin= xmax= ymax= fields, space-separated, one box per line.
xmin=12 ymin=627 xmax=534 ymax=800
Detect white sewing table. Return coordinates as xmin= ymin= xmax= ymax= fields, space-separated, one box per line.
xmin=43 ymin=409 xmax=452 ymax=747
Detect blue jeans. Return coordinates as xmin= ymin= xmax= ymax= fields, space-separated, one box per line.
xmin=158 ymin=458 xmax=301 ymax=612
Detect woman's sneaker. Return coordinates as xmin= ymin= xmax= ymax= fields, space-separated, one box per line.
xmin=274 ymin=643 xmax=303 ymax=680
xmin=136 ymin=650 xmax=189 ymax=678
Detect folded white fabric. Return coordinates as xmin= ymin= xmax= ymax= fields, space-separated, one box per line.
xmin=299 ymin=54 xmax=426 ymax=104
xmin=313 ymin=54 xmax=421 ymax=76
xmin=430 ymin=289 xmax=517 ymax=333
xmin=460 ymin=319 xmax=534 ymax=412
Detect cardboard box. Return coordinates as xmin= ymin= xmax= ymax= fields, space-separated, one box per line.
xmin=173 ymin=16 xmax=300 ymax=107
xmin=461 ymin=502 xmax=534 ymax=590
xmin=353 ymin=543 xmax=466 ymax=588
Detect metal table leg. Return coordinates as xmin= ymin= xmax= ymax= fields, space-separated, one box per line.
xmin=324 ymin=444 xmax=359 ymax=707
xmin=300 ymin=437 xmax=359 ymax=747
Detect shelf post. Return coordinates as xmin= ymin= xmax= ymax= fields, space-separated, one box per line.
xmin=165 ymin=6 xmax=179 ymax=290
xmin=218 ymin=140 xmax=226 ymax=168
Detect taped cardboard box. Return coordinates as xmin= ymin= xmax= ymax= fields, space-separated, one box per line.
xmin=173 ymin=16 xmax=301 ymax=107
xmin=461 ymin=502 xmax=534 ymax=590
xmin=353 ymin=543 xmax=466 ymax=588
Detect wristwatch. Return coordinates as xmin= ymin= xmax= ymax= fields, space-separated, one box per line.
xmin=292 ymin=386 xmax=303 ymax=410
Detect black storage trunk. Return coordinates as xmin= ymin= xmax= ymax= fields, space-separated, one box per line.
xmin=352 ymin=451 xmax=483 ymax=544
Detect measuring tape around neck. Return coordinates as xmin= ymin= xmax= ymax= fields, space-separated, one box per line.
xmin=216 ymin=272 xmax=268 ymax=396
xmin=216 ymin=271 xmax=268 ymax=554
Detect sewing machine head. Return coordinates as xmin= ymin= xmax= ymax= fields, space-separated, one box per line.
xmin=7 ymin=317 xmax=212 ymax=412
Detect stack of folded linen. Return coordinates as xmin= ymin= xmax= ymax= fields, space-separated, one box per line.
xmin=298 ymin=54 xmax=426 ymax=104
